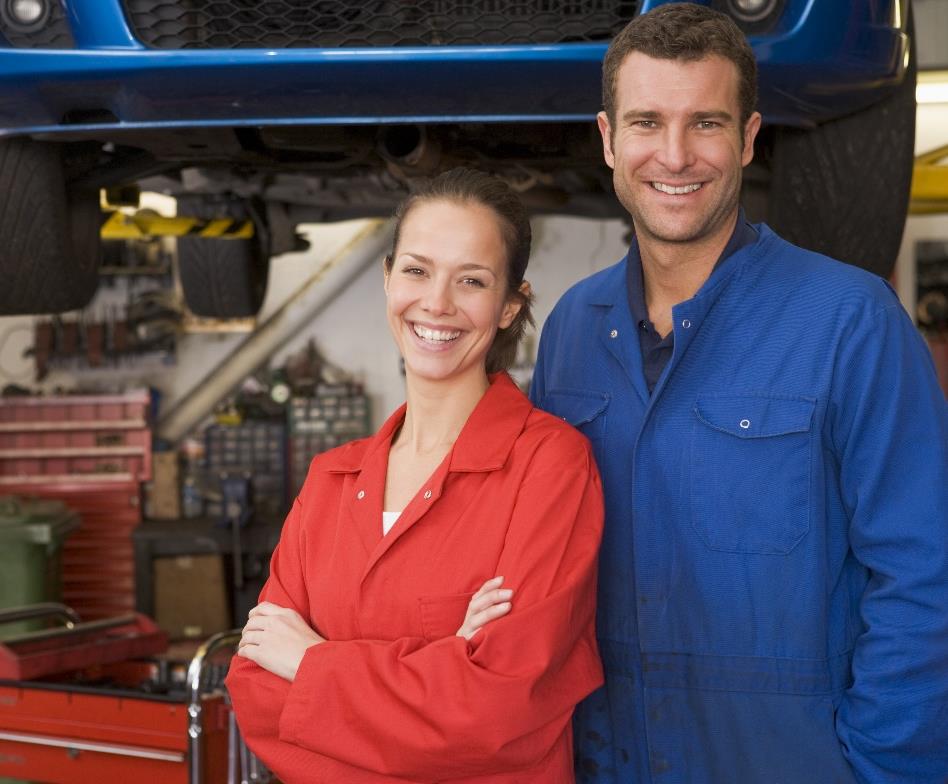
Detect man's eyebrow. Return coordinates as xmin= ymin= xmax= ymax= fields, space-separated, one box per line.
xmin=621 ymin=109 xmax=661 ymax=123
xmin=692 ymin=110 xmax=734 ymax=122
xmin=619 ymin=109 xmax=736 ymax=124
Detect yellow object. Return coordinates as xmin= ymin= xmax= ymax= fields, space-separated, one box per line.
xmin=100 ymin=210 xmax=255 ymax=239
xmin=910 ymin=144 xmax=948 ymax=215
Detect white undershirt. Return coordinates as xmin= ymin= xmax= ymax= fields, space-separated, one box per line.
xmin=382 ymin=511 xmax=401 ymax=536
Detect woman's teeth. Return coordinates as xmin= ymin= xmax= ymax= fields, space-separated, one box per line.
xmin=413 ymin=324 xmax=460 ymax=342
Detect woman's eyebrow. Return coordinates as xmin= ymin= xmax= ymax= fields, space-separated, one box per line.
xmin=398 ymin=252 xmax=432 ymax=264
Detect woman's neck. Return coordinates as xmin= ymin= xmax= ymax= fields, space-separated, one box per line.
xmin=395 ymin=369 xmax=490 ymax=455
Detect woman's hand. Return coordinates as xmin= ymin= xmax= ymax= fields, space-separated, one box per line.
xmin=456 ymin=576 xmax=514 ymax=640
xmin=236 ymin=601 xmax=325 ymax=681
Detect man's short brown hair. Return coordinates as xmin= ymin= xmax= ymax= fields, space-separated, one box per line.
xmin=602 ymin=3 xmax=758 ymax=131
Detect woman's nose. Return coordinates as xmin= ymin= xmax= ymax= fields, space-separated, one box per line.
xmin=421 ymin=279 xmax=454 ymax=314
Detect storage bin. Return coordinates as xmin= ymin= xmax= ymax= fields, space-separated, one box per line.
xmin=0 ymin=496 xmax=78 ymax=639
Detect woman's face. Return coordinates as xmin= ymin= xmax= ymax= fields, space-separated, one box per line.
xmin=384 ymin=199 xmax=521 ymax=386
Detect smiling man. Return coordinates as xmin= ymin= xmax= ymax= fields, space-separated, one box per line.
xmin=529 ymin=4 xmax=948 ymax=783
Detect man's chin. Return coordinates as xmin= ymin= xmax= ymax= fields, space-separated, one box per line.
xmin=633 ymin=219 xmax=707 ymax=245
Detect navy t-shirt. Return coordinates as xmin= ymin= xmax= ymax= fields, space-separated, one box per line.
xmin=625 ymin=210 xmax=758 ymax=393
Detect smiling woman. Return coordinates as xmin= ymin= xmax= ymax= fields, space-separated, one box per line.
xmin=385 ymin=168 xmax=536 ymax=376
xmin=383 ymin=176 xmax=532 ymax=391
xmin=225 ymin=168 xmax=605 ymax=784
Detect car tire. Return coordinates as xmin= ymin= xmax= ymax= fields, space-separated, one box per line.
xmin=177 ymin=232 xmax=269 ymax=319
xmin=756 ymin=33 xmax=916 ymax=279
xmin=0 ymin=137 xmax=100 ymax=314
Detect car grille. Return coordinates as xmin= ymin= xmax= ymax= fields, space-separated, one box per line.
xmin=121 ymin=0 xmax=641 ymax=49
xmin=0 ymin=2 xmax=75 ymax=49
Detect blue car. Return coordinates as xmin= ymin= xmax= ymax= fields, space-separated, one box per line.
xmin=0 ymin=0 xmax=914 ymax=317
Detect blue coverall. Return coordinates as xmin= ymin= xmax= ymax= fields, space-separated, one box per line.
xmin=531 ymin=224 xmax=948 ymax=784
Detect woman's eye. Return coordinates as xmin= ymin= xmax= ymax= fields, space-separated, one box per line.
xmin=401 ymin=266 xmax=425 ymax=276
xmin=461 ymin=277 xmax=486 ymax=288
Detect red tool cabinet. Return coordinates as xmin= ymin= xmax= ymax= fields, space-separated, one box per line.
xmin=0 ymin=609 xmax=261 ymax=784
xmin=0 ymin=391 xmax=151 ymax=621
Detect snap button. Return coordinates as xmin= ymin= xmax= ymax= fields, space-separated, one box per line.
xmin=682 ymin=319 xmax=691 ymax=329
xmin=357 ymin=490 xmax=365 ymax=499
xmin=739 ymin=419 xmax=750 ymax=429
xmin=423 ymin=489 xmax=432 ymax=500
xmin=609 ymin=329 xmax=618 ymax=338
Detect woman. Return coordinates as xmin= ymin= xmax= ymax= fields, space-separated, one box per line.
xmin=225 ymin=168 xmax=604 ymax=783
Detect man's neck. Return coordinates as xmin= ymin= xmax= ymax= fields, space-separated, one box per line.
xmin=638 ymin=213 xmax=738 ymax=337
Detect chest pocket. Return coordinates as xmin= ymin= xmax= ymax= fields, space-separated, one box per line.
xmin=418 ymin=592 xmax=474 ymax=641
xmin=540 ymin=388 xmax=610 ymax=444
xmin=691 ymin=393 xmax=816 ymax=555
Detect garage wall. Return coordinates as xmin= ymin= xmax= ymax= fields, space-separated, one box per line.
xmin=895 ymin=102 xmax=948 ymax=316
xmin=0 ymin=216 xmax=627 ymax=428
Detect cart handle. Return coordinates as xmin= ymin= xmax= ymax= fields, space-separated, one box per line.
xmin=0 ymin=602 xmax=80 ymax=628
xmin=187 ymin=629 xmax=242 ymax=784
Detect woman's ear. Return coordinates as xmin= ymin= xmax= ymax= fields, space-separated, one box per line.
xmin=382 ymin=255 xmax=391 ymax=294
xmin=499 ymin=280 xmax=531 ymax=329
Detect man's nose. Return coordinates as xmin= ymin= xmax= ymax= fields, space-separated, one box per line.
xmin=655 ymin=128 xmax=694 ymax=172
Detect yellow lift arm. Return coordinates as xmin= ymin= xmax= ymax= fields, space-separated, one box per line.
xmin=100 ymin=210 xmax=255 ymax=240
xmin=911 ymin=144 xmax=948 ymax=216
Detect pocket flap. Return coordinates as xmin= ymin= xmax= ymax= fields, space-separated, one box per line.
xmin=418 ymin=592 xmax=474 ymax=641
xmin=542 ymin=389 xmax=609 ymax=427
xmin=694 ymin=393 xmax=816 ymax=439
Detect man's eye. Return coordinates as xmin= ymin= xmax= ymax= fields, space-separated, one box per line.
xmin=635 ymin=120 xmax=656 ymax=129
xmin=697 ymin=121 xmax=719 ymax=130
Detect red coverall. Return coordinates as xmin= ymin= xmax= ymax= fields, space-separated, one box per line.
xmin=225 ymin=372 xmax=604 ymax=783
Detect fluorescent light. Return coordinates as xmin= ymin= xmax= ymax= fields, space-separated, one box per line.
xmin=917 ymin=71 xmax=948 ymax=105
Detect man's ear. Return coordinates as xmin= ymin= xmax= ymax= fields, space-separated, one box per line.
xmin=597 ymin=112 xmax=616 ymax=169
xmin=742 ymin=111 xmax=762 ymax=167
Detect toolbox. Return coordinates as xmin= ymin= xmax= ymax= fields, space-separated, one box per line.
xmin=0 ymin=391 xmax=152 ymax=623
xmin=0 ymin=604 xmax=270 ymax=784
xmin=0 ymin=391 xmax=152 ymax=488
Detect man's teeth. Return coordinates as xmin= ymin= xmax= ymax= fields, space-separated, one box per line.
xmin=652 ymin=182 xmax=702 ymax=195
xmin=413 ymin=324 xmax=460 ymax=342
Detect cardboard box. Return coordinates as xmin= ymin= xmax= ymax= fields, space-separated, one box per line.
xmin=153 ymin=554 xmax=229 ymax=640
xmin=148 ymin=452 xmax=181 ymax=519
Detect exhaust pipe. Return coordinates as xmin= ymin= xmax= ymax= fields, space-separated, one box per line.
xmin=378 ymin=125 xmax=441 ymax=173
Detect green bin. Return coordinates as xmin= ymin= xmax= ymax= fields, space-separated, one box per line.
xmin=0 ymin=496 xmax=79 ymax=640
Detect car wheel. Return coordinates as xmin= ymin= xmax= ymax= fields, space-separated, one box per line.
xmin=177 ymin=233 xmax=269 ymax=319
xmin=751 ymin=32 xmax=916 ymax=279
xmin=0 ymin=137 xmax=100 ymax=314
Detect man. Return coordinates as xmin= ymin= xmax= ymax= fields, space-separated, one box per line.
xmin=529 ymin=4 xmax=948 ymax=783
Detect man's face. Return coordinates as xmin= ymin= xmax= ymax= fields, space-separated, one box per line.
xmin=598 ymin=52 xmax=761 ymax=248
